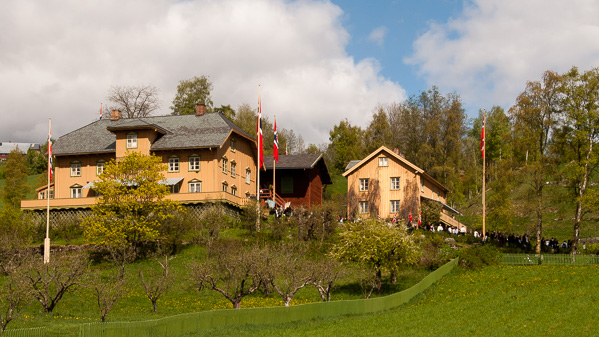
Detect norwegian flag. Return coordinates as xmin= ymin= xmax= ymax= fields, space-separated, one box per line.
xmin=257 ymin=96 xmax=263 ymax=169
xmin=47 ymin=131 xmax=53 ymax=181
xmin=273 ymin=117 xmax=279 ymax=163
xmin=392 ymin=214 xmax=397 ymax=224
xmin=481 ymin=112 xmax=485 ymax=159
xmin=418 ymin=213 xmax=422 ymax=226
xmin=409 ymin=212 xmax=413 ymax=222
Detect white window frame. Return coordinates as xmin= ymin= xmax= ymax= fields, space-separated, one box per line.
xmin=189 ymin=155 xmax=201 ymax=171
xmin=96 ymin=161 xmax=105 ymax=176
xmin=189 ymin=181 xmax=202 ymax=193
xmin=359 ymin=201 xmax=369 ymax=214
xmin=391 ymin=177 xmax=400 ymax=190
xmin=359 ymin=178 xmax=369 ymax=192
xmin=231 ymin=185 xmax=237 ymax=196
xmin=222 ymin=182 xmax=228 ymax=193
xmin=70 ymin=186 xmax=82 ymax=198
xmin=126 ymin=132 xmax=138 ymax=149
xmin=71 ymin=162 xmax=81 ymax=177
xmin=222 ymin=157 xmax=228 ymax=174
xmin=390 ymin=200 xmax=400 ymax=213
xmin=230 ymin=161 xmax=237 ymax=178
xmin=246 ymin=168 xmax=251 ymax=184
xmin=379 ymin=157 xmax=388 ymax=167
xmin=168 ymin=156 xmax=180 ymax=172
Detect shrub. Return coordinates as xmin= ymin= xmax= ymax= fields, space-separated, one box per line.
xmin=456 ymin=245 xmax=501 ymax=270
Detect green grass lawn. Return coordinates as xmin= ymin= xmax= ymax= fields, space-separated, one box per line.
xmin=190 ymin=265 xmax=599 ymax=337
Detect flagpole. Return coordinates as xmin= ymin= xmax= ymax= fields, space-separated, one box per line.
xmin=273 ymin=115 xmax=277 ymax=209
xmin=256 ymin=85 xmax=261 ymax=232
xmin=482 ymin=109 xmax=486 ymax=240
xmin=44 ymin=118 xmax=51 ymax=264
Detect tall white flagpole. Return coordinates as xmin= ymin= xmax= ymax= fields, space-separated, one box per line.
xmin=44 ymin=118 xmax=51 ymax=264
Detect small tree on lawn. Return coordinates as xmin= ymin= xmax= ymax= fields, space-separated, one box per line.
xmin=309 ymin=257 xmax=345 ymax=302
xmin=23 ymin=252 xmax=88 ymax=313
xmin=330 ymin=219 xmax=418 ymax=290
xmin=139 ymin=252 xmax=174 ymax=312
xmin=92 ymin=267 xmax=126 ymax=322
xmin=267 ymin=242 xmax=312 ymax=306
xmin=190 ymin=242 xmax=266 ymax=309
xmin=82 ymin=151 xmax=184 ymax=257
xmin=0 ymin=271 xmax=31 ymax=333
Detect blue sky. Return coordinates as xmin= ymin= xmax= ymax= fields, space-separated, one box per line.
xmin=340 ymin=0 xmax=463 ymax=97
xmin=1 ymin=0 xmax=598 ymax=146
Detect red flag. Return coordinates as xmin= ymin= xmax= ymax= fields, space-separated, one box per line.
xmin=409 ymin=212 xmax=412 ymax=222
xmin=273 ymin=117 xmax=279 ymax=163
xmin=257 ymin=96 xmax=263 ymax=169
xmin=481 ymin=112 xmax=485 ymax=159
xmin=285 ymin=143 xmax=288 ymax=155
xmin=47 ymin=130 xmax=53 ymax=181
xmin=100 ymin=102 xmax=103 ymax=120
xmin=418 ymin=213 xmax=422 ymax=226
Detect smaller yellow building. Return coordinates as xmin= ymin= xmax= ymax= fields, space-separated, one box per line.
xmin=343 ymin=146 xmax=463 ymax=228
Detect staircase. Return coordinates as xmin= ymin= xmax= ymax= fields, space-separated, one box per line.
xmin=259 ymin=189 xmax=287 ymax=209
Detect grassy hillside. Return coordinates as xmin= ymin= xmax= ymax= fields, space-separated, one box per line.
xmin=194 ymin=264 xmax=599 ymax=336
xmin=0 ymin=173 xmax=42 ymax=209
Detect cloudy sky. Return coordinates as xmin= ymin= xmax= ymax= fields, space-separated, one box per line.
xmin=1 ymin=0 xmax=598 ymax=146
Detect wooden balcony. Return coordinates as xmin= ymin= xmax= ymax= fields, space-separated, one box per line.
xmin=21 ymin=191 xmax=251 ymax=211
xmin=440 ymin=212 xmax=467 ymax=230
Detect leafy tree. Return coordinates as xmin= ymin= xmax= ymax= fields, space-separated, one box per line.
xmin=364 ymin=107 xmax=393 ymax=154
xmin=328 ymin=119 xmax=364 ymax=174
xmin=553 ymin=66 xmax=599 ymax=252
xmin=82 ymin=152 xmax=184 ymax=254
xmin=25 ymin=148 xmax=47 ymax=175
xmin=509 ymin=70 xmax=561 ymax=253
xmin=1 ymin=149 xmax=29 ymax=209
xmin=330 ymin=219 xmax=418 ymax=287
xmin=171 ymin=76 xmax=213 ymax=115
xmin=107 ymin=85 xmax=161 ymax=118
xmin=214 ymin=104 xmax=235 ymax=120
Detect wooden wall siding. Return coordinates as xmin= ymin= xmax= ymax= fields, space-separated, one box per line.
xmin=50 ymin=134 xmax=256 ymax=205
xmin=347 ymin=154 xmax=422 ymax=219
xmin=261 ymin=168 xmax=324 ymax=209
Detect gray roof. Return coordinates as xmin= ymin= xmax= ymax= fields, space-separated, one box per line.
xmin=262 ymin=153 xmax=332 ymax=184
xmin=53 ymin=113 xmax=253 ymax=156
xmin=345 ymin=160 xmax=361 ymax=171
xmin=0 ymin=142 xmax=41 ymax=154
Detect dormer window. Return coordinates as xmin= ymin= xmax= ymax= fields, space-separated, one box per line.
xmin=127 ymin=133 xmax=138 ymax=149
xmin=70 ymin=184 xmax=83 ymax=198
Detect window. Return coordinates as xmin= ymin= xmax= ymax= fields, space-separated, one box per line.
xmin=390 ymin=177 xmax=400 ymax=190
xmin=126 ymin=133 xmax=138 ymax=149
xmin=379 ymin=157 xmax=388 ymax=167
xmin=231 ymin=138 xmax=237 ymax=152
xmin=222 ymin=182 xmax=228 ymax=193
xmin=96 ymin=161 xmax=105 ymax=176
xmin=39 ymin=190 xmax=54 ymax=200
xmin=230 ymin=161 xmax=237 ymax=178
xmin=246 ymin=168 xmax=251 ymax=184
xmin=70 ymin=185 xmax=82 ymax=198
xmin=359 ymin=201 xmax=369 ymax=214
xmin=168 ymin=156 xmax=179 ymax=172
xmin=189 ymin=155 xmax=200 ymax=171
xmin=231 ymin=185 xmax=237 ymax=196
xmin=282 ymin=176 xmax=294 ymax=194
xmin=170 ymin=184 xmax=180 ymax=194
xmin=222 ymin=157 xmax=228 ymax=174
xmin=390 ymin=200 xmax=400 ymax=213
xmin=359 ymin=178 xmax=369 ymax=191
xmin=71 ymin=162 xmax=81 ymax=177
xmin=189 ymin=180 xmax=202 ymax=193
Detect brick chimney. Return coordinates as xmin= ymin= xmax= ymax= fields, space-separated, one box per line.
xmin=196 ymin=104 xmax=206 ymax=116
xmin=392 ymin=148 xmax=400 ymax=155
xmin=110 ymin=109 xmax=122 ymax=120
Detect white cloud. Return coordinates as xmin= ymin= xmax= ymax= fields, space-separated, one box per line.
xmin=368 ymin=26 xmax=387 ymax=47
xmin=0 ymin=0 xmax=405 ymax=145
xmin=406 ymin=0 xmax=599 ymax=112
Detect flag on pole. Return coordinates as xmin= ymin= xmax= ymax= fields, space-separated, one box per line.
xmin=418 ymin=213 xmax=422 ymax=226
xmin=47 ymin=129 xmax=53 ymax=181
xmin=481 ymin=112 xmax=485 ymax=159
xmin=409 ymin=212 xmax=412 ymax=222
xmin=273 ymin=117 xmax=279 ymax=163
xmin=100 ymin=103 xmax=103 ymax=120
xmin=285 ymin=143 xmax=288 ymax=155
xmin=257 ymin=95 xmax=264 ymax=169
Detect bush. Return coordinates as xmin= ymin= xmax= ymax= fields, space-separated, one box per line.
xmin=456 ymin=245 xmax=501 ymax=270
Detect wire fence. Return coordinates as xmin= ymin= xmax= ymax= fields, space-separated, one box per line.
xmin=75 ymin=258 xmax=458 ymax=337
xmin=502 ymin=253 xmax=599 ymax=265
xmin=0 ymin=327 xmax=45 ymax=337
